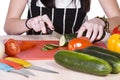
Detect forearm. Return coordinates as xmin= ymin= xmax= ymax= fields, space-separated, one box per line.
xmin=4 ymin=0 xmax=28 ymax=35
xmin=107 ymin=16 xmax=120 ymax=32
xmin=98 ymin=0 xmax=120 ymax=18
xmin=4 ymin=18 xmax=29 ymax=35
xmin=98 ymin=0 xmax=120 ymax=33
xmin=100 ymin=16 xmax=120 ymax=42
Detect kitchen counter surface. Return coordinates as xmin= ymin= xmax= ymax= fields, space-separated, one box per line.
xmin=0 ymin=35 xmax=120 ymax=80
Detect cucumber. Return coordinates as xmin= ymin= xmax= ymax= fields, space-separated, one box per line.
xmin=75 ymin=49 xmax=120 ymax=73
xmin=54 ymin=50 xmax=112 ymax=76
xmin=59 ymin=31 xmax=106 ymax=46
xmin=84 ymin=46 xmax=120 ymax=60
xmin=42 ymin=44 xmax=59 ymax=51
xmin=59 ymin=33 xmax=77 ymax=46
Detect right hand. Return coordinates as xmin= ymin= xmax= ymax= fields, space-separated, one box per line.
xmin=26 ymin=14 xmax=54 ymax=33
xmin=77 ymin=18 xmax=105 ymax=42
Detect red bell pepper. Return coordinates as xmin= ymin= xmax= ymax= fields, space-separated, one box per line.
xmin=112 ymin=24 xmax=120 ymax=34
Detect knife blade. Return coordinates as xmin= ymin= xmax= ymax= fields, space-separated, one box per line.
xmin=45 ymin=26 xmax=61 ymax=39
xmin=52 ymin=31 xmax=61 ymax=39
xmin=5 ymin=57 xmax=59 ymax=74
xmin=28 ymin=65 xmax=58 ymax=73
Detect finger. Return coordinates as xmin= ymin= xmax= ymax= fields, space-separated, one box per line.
xmin=42 ymin=14 xmax=54 ymax=30
xmin=30 ymin=18 xmax=41 ymax=32
xmin=31 ymin=23 xmax=38 ymax=31
xmin=39 ymin=21 xmax=46 ymax=33
xmin=85 ymin=23 xmax=93 ymax=39
xmin=97 ymin=25 xmax=104 ymax=40
xmin=77 ymin=25 xmax=86 ymax=38
xmin=34 ymin=16 xmax=46 ymax=32
xmin=90 ymin=24 xmax=99 ymax=42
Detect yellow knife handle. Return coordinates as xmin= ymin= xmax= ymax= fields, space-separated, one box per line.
xmin=5 ymin=57 xmax=32 ymax=67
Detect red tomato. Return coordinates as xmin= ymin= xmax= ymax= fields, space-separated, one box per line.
xmin=112 ymin=24 xmax=120 ymax=34
xmin=68 ymin=37 xmax=92 ymax=50
xmin=5 ymin=39 xmax=20 ymax=56
xmin=19 ymin=41 xmax=36 ymax=51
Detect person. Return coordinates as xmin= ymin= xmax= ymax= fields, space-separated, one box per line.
xmin=97 ymin=0 xmax=120 ymax=32
xmin=4 ymin=0 xmax=120 ymax=42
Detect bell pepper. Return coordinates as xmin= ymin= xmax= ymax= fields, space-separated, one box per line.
xmin=112 ymin=24 xmax=120 ymax=34
xmin=107 ymin=34 xmax=120 ymax=53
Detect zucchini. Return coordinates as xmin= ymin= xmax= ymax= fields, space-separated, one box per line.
xmin=59 ymin=31 xmax=106 ymax=46
xmin=75 ymin=49 xmax=120 ymax=74
xmin=54 ymin=50 xmax=112 ymax=76
xmin=84 ymin=46 xmax=120 ymax=60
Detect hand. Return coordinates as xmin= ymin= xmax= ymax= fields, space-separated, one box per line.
xmin=77 ymin=18 xmax=105 ymax=42
xmin=26 ymin=14 xmax=54 ymax=33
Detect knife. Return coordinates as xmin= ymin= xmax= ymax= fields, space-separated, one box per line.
xmin=44 ymin=27 xmax=61 ymax=39
xmin=52 ymin=31 xmax=61 ymax=39
xmin=0 ymin=59 xmax=35 ymax=76
xmin=5 ymin=57 xmax=59 ymax=74
xmin=0 ymin=62 xmax=29 ymax=78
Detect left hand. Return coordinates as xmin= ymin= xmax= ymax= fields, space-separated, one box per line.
xmin=77 ymin=18 xmax=105 ymax=42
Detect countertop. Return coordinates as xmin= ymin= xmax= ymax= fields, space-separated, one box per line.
xmin=0 ymin=35 xmax=120 ymax=80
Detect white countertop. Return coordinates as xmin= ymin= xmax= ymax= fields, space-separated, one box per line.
xmin=0 ymin=35 xmax=120 ymax=80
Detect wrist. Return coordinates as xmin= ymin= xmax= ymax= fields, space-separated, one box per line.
xmin=96 ymin=16 xmax=110 ymax=33
xmin=95 ymin=17 xmax=105 ymax=27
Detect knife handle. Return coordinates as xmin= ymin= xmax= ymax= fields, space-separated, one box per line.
xmin=0 ymin=59 xmax=23 ymax=70
xmin=0 ymin=62 xmax=13 ymax=72
xmin=5 ymin=57 xmax=32 ymax=67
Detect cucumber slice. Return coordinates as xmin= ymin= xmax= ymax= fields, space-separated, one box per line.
xmin=59 ymin=33 xmax=77 ymax=46
xmin=42 ymin=44 xmax=59 ymax=51
xmin=59 ymin=31 xmax=106 ymax=46
xmin=59 ymin=35 xmax=66 ymax=47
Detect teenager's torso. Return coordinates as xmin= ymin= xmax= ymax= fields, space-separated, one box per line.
xmin=27 ymin=0 xmax=90 ymax=35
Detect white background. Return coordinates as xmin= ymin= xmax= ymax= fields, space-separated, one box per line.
xmin=0 ymin=0 xmax=120 ymax=35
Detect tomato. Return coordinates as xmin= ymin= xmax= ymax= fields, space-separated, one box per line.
xmin=68 ymin=37 xmax=93 ymax=50
xmin=5 ymin=39 xmax=20 ymax=56
xmin=19 ymin=41 xmax=36 ymax=51
xmin=112 ymin=24 xmax=120 ymax=34
xmin=107 ymin=34 xmax=120 ymax=53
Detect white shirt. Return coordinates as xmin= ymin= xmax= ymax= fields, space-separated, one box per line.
xmin=55 ymin=0 xmax=81 ymax=8
xmin=35 ymin=0 xmax=81 ymax=8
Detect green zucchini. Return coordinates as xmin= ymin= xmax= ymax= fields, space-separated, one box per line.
xmin=54 ymin=50 xmax=112 ymax=76
xmin=84 ymin=46 xmax=120 ymax=60
xmin=75 ymin=49 xmax=120 ymax=74
xmin=59 ymin=31 xmax=106 ymax=46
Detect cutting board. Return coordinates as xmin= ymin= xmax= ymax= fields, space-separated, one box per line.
xmin=11 ymin=40 xmax=106 ymax=60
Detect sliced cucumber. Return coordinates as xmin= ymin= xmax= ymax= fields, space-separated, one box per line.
xmin=42 ymin=44 xmax=59 ymax=51
xmin=59 ymin=33 xmax=77 ymax=46
xmin=59 ymin=31 xmax=106 ymax=47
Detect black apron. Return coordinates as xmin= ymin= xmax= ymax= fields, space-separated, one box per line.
xmin=27 ymin=0 xmax=87 ymax=35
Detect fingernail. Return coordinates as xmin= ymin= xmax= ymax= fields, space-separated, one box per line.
xmin=52 ymin=27 xmax=55 ymax=30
